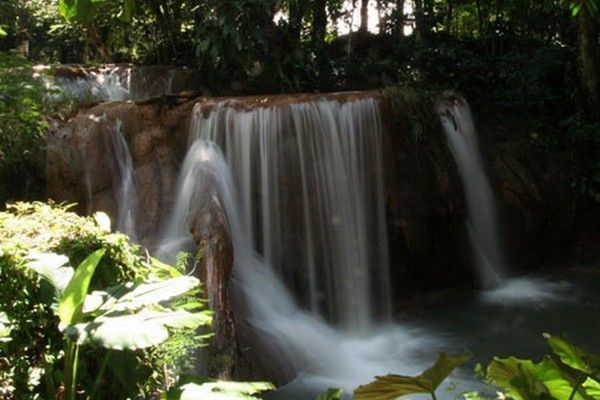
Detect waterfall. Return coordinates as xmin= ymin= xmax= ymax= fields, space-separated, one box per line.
xmin=55 ymin=66 xmax=131 ymax=102
xmin=83 ymin=117 xmax=138 ymax=238
xmin=438 ymin=99 xmax=506 ymax=288
xmin=110 ymin=119 xmax=138 ymax=239
xmin=187 ymin=96 xmax=390 ymax=330
xmin=158 ymin=130 xmax=434 ymax=393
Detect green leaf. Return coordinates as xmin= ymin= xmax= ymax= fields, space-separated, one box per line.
xmin=545 ymin=334 xmax=600 ymax=375
xmin=100 ymin=276 xmax=200 ymax=312
xmin=583 ymin=378 xmax=600 ymax=398
xmin=316 ymin=388 xmax=344 ymax=400
xmin=58 ymin=249 xmax=106 ymax=325
xmin=66 ymin=309 xmax=211 ymax=350
xmin=354 ymin=353 xmax=470 ymax=399
xmin=0 ymin=26 xmax=7 ymax=37
xmin=0 ymin=312 xmax=12 ymax=342
xmin=487 ymin=356 xmax=584 ymax=400
xmin=26 ymin=252 xmax=74 ymax=295
xmin=118 ymin=0 xmax=135 ymax=22
xmin=59 ymin=0 xmax=106 ymax=23
xmin=177 ymin=381 xmax=275 ymax=400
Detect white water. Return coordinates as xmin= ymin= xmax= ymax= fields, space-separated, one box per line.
xmin=110 ymin=119 xmax=138 ymax=239
xmin=191 ymin=97 xmax=390 ymax=330
xmin=155 ymin=96 xmax=445 ymax=394
xmin=158 ymin=135 xmax=438 ymax=394
xmin=437 ymin=100 xmax=568 ymax=303
xmin=438 ymin=100 xmax=506 ymax=288
xmin=51 ymin=65 xmax=181 ymax=103
xmin=82 ymin=117 xmax=138 ymax=238
xmin=55 ymin=66 xmax=131 ymax=102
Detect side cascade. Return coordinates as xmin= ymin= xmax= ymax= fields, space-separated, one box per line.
xmin=438 ymin=99 xmax=506 ymax=288
xmin=82 ymin=117 xmax=138 ymax=239
xmin=55 ymin=66 xmax=132 ymax=102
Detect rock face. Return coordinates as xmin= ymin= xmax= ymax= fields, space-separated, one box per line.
xmin=46 ymin=98 xmax=194 ymax=245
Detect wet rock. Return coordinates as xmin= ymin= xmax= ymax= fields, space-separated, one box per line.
xmin=188 ymin=180 xmax=239 ymax=379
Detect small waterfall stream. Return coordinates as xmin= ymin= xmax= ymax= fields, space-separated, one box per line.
xmin=439 ymin=100 xmax=506 ymax=288
xmin=83 ymin=117 xmax=138 ymax=239
xmin=55 ymin=66 xmax=131 ymax=102
xmin=110 ymin=119 xmax=138 ymax=239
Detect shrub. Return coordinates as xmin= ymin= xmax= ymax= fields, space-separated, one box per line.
xmin=0 ymin=202 xmax=209 ymax=399
xmin=0 ymin=53 xmax=49 ymax=205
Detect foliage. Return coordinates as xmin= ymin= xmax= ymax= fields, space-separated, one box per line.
xmin=0 ymin=202 xmax=210 ymax=399
xmin=354 ymin=353 xmax=470 ymax=400
xmin=485 ymin=334 xmax=600 ymax=400
xmin=353 ymin=335 xmax=600 ymax=400
xmin=166 ymin=380 xmax=275 ymax=400
xmin=25 ymin=250 xmax=210 ymax=400
xmin=0 ymin=52 xmax=49 ymax=205
xmin=382 ymin=85 xmax=439 ymax=143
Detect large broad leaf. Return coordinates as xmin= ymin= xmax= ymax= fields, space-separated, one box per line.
xmin=545 ymin=334 xmax=600 ymax=375
xmin=99 ymin=276 xmax=200 ymax=312
xmin=65 ymin=309 xmax=211 ymax=350
xmin=59 ymin=0 xmax=106 ymax=23
xmin=354 ymin=353 xmax=470 ymax=399
xmin=177 ymin=381 xmax=275 ymax=400
xmin=26 ymin=252 xmax=73 ymax=295
xmin=487 ymin=356 xmax=588 ymax=400
xmin=58 ymin=249 xmax=106 ymax=325
xmin=583 ymin=378 xmax=600 ymax=398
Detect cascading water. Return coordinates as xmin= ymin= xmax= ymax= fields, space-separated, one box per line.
xmin=438 ymin=100 xmax=506 ymax=288
xmin=190 ymin=96 xmax=390 ymax=330
xmin=157 ymin=95 xmax=439 ymax=395
xmin=55 ymin=66 xmax=131 ymax=102
xmin=438 ymin=99 xmax=568 ymax=303
xmin=83 ymin=117 xmax=138 ymax=239
xmin=110 ymin=119 xmax=138 ymax=239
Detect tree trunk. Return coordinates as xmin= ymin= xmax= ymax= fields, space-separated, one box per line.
xmin=578 ymin=7 xmax=600 ymax=121
xmin=475 ymin=0 xmax=484 ymax=36
xmin=396 ymin=0 xmax=406 ymax=36
xmin=289 ymin=0 xmax=304 ymax=47
xmin=414 ymin=0 xmax=424 ymax=42
xmin=360 ymin=0 xmax=369 ymax=32
xmin=447 ymin=0 xmax=453 ymax=33
xmin=86 ymin=26 xmax=110 ymax=62
xmin=312 ymin=0 xmax=328 ymax=80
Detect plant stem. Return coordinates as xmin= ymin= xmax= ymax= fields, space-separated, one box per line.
xmin=64 ymin=340 xmax=72 ymax=400
xmin=64 ymin=339 xmax=80 ymax=400
xmin=431 ymin=391 xmax=438 ymax=400
xmin=71 ymin=344 xmax=80 ymax=400
xmin=87 ymin=351 xmax=111 ymax=400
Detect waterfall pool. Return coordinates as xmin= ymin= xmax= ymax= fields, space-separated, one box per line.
xmin=267 ymin=272 xmax=600 ymax=399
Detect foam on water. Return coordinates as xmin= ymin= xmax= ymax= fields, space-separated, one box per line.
xmin=481 ymin=277 xmax=571 ymax=305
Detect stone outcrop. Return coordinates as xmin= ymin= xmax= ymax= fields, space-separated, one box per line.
xmin=46 ymin=98 xmax=194 ymax=245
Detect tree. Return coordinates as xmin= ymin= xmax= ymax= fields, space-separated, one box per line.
xmin=572 ymin=0 xmax=600 ymax=121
